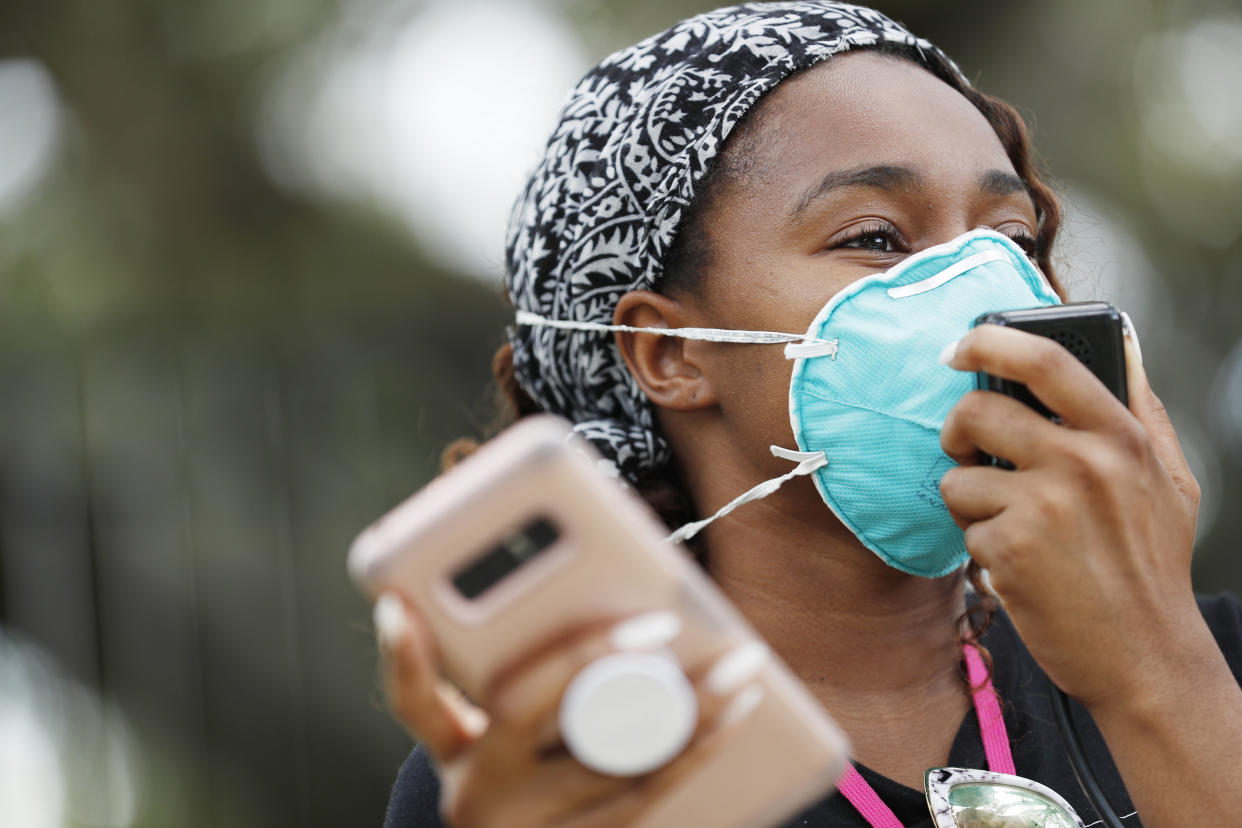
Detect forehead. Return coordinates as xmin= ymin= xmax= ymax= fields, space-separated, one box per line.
xmin=729 ymin=51 xmax=1014 ymax=194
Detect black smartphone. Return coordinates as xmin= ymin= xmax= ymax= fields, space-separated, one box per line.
xmin=971 ymin=301 xmax=1129 ymax=468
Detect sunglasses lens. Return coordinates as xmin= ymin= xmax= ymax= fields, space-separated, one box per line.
xmin=947 ymin=782 xmax=1078 ymax=828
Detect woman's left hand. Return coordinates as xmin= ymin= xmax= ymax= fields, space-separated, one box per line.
xmin=937 ymin=322 xmax=1201 ymax=709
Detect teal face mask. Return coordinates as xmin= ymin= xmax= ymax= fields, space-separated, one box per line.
xmin=516 ymin=229 xmax=1061 ymax=577
xmin=786 ymin=229 xmax=1061 ymax=577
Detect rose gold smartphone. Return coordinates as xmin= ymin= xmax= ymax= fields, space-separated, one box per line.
xmin=349 ymin=415 xmax=848 ymax=828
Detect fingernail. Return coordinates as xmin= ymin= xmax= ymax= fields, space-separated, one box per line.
xmin=937 ymin=339 xmax=960 ymax=366
xmin=1120 ymin=311 xmax=1143 ymax=367
xmin=718 ymin=684 xmax=765 ymax=728
xmin=705 ymin=641 xmax=768 ymax=696
xmin=609 ymin=611 xmax=682 ymax=651
xmin=460 ymin=705 xmax=489 ymax=738
xmin=374 ymin=593 xmax=410 ymax=649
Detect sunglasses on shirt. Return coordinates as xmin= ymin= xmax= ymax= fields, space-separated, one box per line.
xmin=925 ymin=767 xmax=1085 ymax=828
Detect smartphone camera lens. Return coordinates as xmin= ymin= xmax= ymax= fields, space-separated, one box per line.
xmin=451 ymin=516 xmax=560 ymax=600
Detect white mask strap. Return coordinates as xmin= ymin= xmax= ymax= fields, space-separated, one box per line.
xmin=516 ymin=310 xmax=838 ymax=352
xmin=666 ymin=446 xmax=827 ymax=545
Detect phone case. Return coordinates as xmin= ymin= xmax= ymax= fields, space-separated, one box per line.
xmin=349 ymin=415 xmax=849 ymax=828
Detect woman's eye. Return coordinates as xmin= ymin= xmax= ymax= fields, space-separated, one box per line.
xmin=1004 ymin=232 xmax=1038 ymax=257
xmin=992 ymin=224 xmax=1038 ymax=256
xmin=845 ymin=232 xmax=896 ymax=251
xmin=833 ymin=224 xmax=905 ymax=253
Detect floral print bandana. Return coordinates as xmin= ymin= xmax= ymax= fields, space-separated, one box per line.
xmin=504 ymin=2 xmax=964 ymax=481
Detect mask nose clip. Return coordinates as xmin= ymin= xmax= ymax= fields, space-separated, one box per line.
xmin=884 ymin=248 xmax=1010 ymax=299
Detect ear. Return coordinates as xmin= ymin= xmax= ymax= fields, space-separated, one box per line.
xmin=613 ymin=290 xmax=718 ymax=411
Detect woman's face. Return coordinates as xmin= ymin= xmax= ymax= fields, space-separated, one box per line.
xmin=676 ymin=51 xmax=1040 ymax=479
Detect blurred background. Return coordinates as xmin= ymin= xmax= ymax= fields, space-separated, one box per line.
xmin=0 ymin=0 xmax=1239 ymax=825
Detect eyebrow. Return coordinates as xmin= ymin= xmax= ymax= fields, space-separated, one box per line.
xmin=978 ymin=169 xmax=1029 ymax=197
xmin=792 ymin=164 xmax=922 ymax=218
xmin=790 ymin=165 xmax=1033 ymax=219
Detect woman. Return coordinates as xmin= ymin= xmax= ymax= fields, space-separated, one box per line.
xmin=374 ymin=4 xmax=1242 ymax=826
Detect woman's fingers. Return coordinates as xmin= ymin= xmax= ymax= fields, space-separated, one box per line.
xmin=489 ymin=644 xmax=766 ymax=827
xmin=547 ymin=642 xmax=770 ymax=828
xmin=375 ymin=592 xmax=486 ymax=763
xmin=938 ymin=465 xmax=1024 ymax=528
xmin=945 ymin=324 xmax=1131 ymax=432
xmin=553 ymin=704 xmax=757 ymax=828
xmin=940 ymin=388 xmax=1060 ymax=469
xmin=445 ymin=619 xmax=769 ymax=827
xmin=482 ymin=618 xmax=622 ymax=753
xmin=485 ymin=616 xmax=759 ymax=759
xmin=1121 ymin=324 xmax=1201 ymax=512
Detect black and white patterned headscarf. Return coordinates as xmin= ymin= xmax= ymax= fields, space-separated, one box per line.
xmin=505 ymin=2 xmax=964 ymax=481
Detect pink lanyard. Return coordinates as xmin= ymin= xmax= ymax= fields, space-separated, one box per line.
xmin=836 ymin=644 xmax=1015 ymax=828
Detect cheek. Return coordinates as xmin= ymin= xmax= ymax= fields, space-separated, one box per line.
xmin=707 ymin=259 xmax=861 ymax=339
xmin=693 ymin=260 xmax=856 ymax=455
xmin=708 ymin=343 xmax=798 ymax=453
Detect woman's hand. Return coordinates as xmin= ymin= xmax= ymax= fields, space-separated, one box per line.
xmin=937 ymin=323 xmax=1201 ymax=706
xmin=938 ymin=323 xmax=1242 ymax=828
xmin=373 ymin=594 xmax=763 ymax=828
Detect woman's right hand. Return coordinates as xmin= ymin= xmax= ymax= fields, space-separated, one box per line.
xmin=373 ymin=592 xmax=766 ymax=828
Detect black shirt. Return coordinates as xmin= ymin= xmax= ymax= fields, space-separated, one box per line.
xmin=384 ymin=594 xmax=1242 ymax=827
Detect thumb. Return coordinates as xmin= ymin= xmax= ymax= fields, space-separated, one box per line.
xmin=1122 ymin=314 xmax=1200 ymax=509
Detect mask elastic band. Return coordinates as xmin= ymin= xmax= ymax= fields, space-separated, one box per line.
xmin=516 ymin=310 xmax=836 ymax=349
xmin=666 ymin=446 xmax=827 ymax=544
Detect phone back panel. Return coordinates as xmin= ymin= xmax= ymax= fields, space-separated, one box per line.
xmin=350 ymin=416 xmax=848 ymax=828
